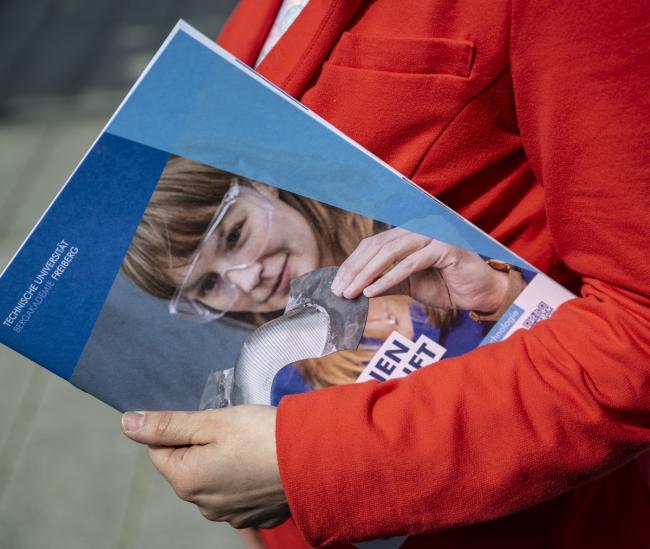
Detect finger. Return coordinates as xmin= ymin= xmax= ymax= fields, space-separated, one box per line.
xmin=147 ymin=445 xmax=202 ymax=502
xmin=146 ymin=445 xmax=177 ymax=475
xmin=418 ymin=239 xmax=459 ymax=270
xmin=147 ymin=444 xmax=189 ymax=477
xmin=331 ymin=229 xmax=405 ymax=295
xmin=121 ymin=410 xmax=214 ymax=447
xmin=341 ymin=233 xmax=430 ymax=298
xmin=363 ymin=244 xmax=444 ymax=298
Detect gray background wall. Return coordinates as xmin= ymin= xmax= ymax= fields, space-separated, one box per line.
xmin=0 ymin=1 xmax=256 ymax=548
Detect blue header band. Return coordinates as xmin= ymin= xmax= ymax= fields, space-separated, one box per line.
xmin=108 ymin=30 xmax=532 ymax=270
xmin=0 ymin=134 xmax=168 ymax=379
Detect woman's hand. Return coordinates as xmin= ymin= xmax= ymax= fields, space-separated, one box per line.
xmin=121 ymin=406 xmax=290 ymax=529
xmin=331 ymin=228 xmax=509 ymax=313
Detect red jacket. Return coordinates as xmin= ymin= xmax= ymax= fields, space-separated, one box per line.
xmin=217 ymin=1 xmax=650 ymax=547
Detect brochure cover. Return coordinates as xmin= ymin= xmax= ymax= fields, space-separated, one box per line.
xmin=0 ymin=21 xmax=575 ymax=419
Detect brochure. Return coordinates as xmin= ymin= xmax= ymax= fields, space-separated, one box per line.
xmin=0 ymin=20 xmax=574 ymax=439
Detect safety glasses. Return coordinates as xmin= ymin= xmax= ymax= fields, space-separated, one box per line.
xmin=169 ymin=179 xmax=273 ymax=322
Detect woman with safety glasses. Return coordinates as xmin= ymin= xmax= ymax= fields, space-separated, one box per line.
xmin=122 ymin=156 xmax=526 ymax=396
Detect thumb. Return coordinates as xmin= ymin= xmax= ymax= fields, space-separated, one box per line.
xmin=121 ymin=410 xmax=214 ymax=446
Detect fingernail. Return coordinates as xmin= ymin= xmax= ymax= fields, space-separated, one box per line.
xmin=342 ymin=285 xmax=356 ymax=299
xmin=122 ymin=412 xmax=145 ymax=432
xmin=331 ymin=277 xmax=342 ymax=295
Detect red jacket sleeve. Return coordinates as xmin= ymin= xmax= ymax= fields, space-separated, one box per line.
xmin=276 ymin=1 xmax=650 ymax=546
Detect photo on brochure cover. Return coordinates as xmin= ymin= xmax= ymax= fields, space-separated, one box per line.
xmin=71 ymin=155 xmax=533 ymax=413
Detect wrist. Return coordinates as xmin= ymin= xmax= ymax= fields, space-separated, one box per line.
xmin=470 ymin=260 xmax=526 ymax=322
xmin=484 ymin=269 xmax=510 ymax=313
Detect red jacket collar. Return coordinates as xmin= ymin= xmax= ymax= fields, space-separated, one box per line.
xmin=217 ymin=0 xmax=364 ymax=96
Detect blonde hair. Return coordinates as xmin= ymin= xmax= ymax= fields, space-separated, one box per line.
xmin=122 ymin=156 xmax=451 ymax=387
